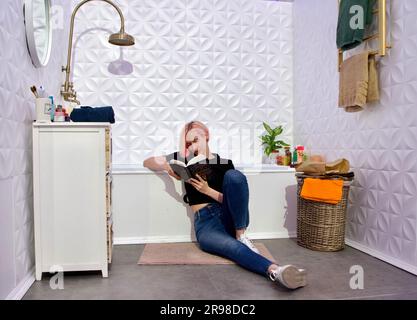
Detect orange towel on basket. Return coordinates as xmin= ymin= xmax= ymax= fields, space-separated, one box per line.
xmin=300 ymin=178 xmax=344 ymax=204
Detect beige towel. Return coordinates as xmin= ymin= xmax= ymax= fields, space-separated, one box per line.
xmin=339 ymin=51 xmax=380 ymax=112
xmin=367 ymin=56 xmax=379 ymax=102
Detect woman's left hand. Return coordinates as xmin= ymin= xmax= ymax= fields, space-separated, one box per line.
xmin=187 ymin=174 xmax=210 ymax=195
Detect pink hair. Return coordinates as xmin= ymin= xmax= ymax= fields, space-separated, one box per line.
xmin=179 ymin=121 xmax=209 ymax=157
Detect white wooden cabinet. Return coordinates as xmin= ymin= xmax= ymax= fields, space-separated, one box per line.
xmin=32 ymin=122 xmax=113 ymax=280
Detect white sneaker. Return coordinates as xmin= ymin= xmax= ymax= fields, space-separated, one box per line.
xmin=238 ymin=234 xmax=260 ymax=254
xmin=269 ymin=265 xmax=307 ymax=289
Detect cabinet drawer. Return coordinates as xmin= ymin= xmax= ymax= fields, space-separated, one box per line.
xmin=105 ymin=128 xmax=112 ymax=173
xmin=106 ymin=174 xmax=112 ymax=218
xmin=107 ymin=218 xmax=113 ymax=263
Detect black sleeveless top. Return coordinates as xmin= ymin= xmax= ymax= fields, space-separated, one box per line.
xmin=165 ymin=152 xmax=235 ymax=205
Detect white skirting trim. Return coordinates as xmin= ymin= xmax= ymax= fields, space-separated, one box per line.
xmin=5 ymin=268 xmax=35 ymax=300
xmin=114 ymin=231 xmax=296 ymax=245
xmin=345 ymin=239 xmax=417 ymax=276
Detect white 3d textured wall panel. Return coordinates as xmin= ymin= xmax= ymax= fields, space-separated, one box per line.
xmin=0 ymin=0 xmax=71 ymax=299
xmin=71 ymin=0 xmax=294 ymax=165
xmin=293 ymin=0 xmax=417 ymax=274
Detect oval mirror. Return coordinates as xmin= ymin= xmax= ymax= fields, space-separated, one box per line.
xmin=24 ymin=0 xmax=52 ymax=68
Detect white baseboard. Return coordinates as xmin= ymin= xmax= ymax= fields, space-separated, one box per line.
xmin=248 ymin=231 xmax=297 ymax=240
xmin=114 ymin=231 xmax=296 ymax=245
xmin=6 ymin=268 xmax=35 ymax=300
xmin=345 ymin=238 xmax=417 ymax=276
xmin=114 ymin=235 xmax=194 ymax=244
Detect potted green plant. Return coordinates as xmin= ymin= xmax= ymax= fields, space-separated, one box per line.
xmin=260 ymin=122 xmax=290 ymax=164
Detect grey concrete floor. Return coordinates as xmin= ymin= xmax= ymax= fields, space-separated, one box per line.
xmin=23 ymin=239 xmax=417 ymax=300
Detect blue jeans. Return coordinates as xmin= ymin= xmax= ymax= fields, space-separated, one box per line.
xmin=194 ymin=169 xmax=274 ymax=276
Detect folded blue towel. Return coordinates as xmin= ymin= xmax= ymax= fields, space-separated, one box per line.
xmin=70 ymin=106 xmax=115 ymax=123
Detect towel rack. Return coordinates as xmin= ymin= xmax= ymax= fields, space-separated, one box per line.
xmin=338 ymin=0 xmax=391 ymax=71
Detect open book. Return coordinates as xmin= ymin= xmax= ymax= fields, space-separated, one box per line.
xmin=168 ymin=154 xmax=212 ymax=181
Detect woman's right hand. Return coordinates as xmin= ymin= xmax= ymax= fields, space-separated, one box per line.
xmin=165 ymin=163 xmax=181 ymax=180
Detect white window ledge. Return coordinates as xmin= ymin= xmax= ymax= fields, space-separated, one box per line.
xmin=112 ymin=164 xmax=295 ymax=175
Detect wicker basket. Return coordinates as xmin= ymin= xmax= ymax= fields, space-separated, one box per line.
xmin=296 ymin=173 xmax=353 ymax=252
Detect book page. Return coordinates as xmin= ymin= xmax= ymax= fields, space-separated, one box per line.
xmin=186 ymin=154 xmax=207 ymax=166
xmin=169 ymin=163 xmax=192 ymax=180
xmin=169 ymin=159 xmax=186 ymax=167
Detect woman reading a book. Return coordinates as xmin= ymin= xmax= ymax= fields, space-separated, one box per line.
xmin=143 ymin=121 xmax=307 ymax=289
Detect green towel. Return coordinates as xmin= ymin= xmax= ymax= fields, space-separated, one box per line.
xmin=337 ymin=0 xmax=376 ymax=51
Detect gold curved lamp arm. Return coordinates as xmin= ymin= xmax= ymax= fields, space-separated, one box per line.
xmin=61 ymin=0 xmax=129 ymax=104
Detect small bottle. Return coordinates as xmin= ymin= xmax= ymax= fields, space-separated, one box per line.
xmin=54 ymin=105 xmax=65 ymax=122
xmin=291 ymin=147 xmax=298 ymax=167
xmin=297 ymin=146 xmax=305 ymax=164
xmin=276 ymin=150 xmax=284 ymax=165
xmin=49 ymin=96 xmax=55 ymax=122
xmin=284 ymin=146 xmax=291 ymax=166
xmin=38 ymin=86 xmax=46 ymax=98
